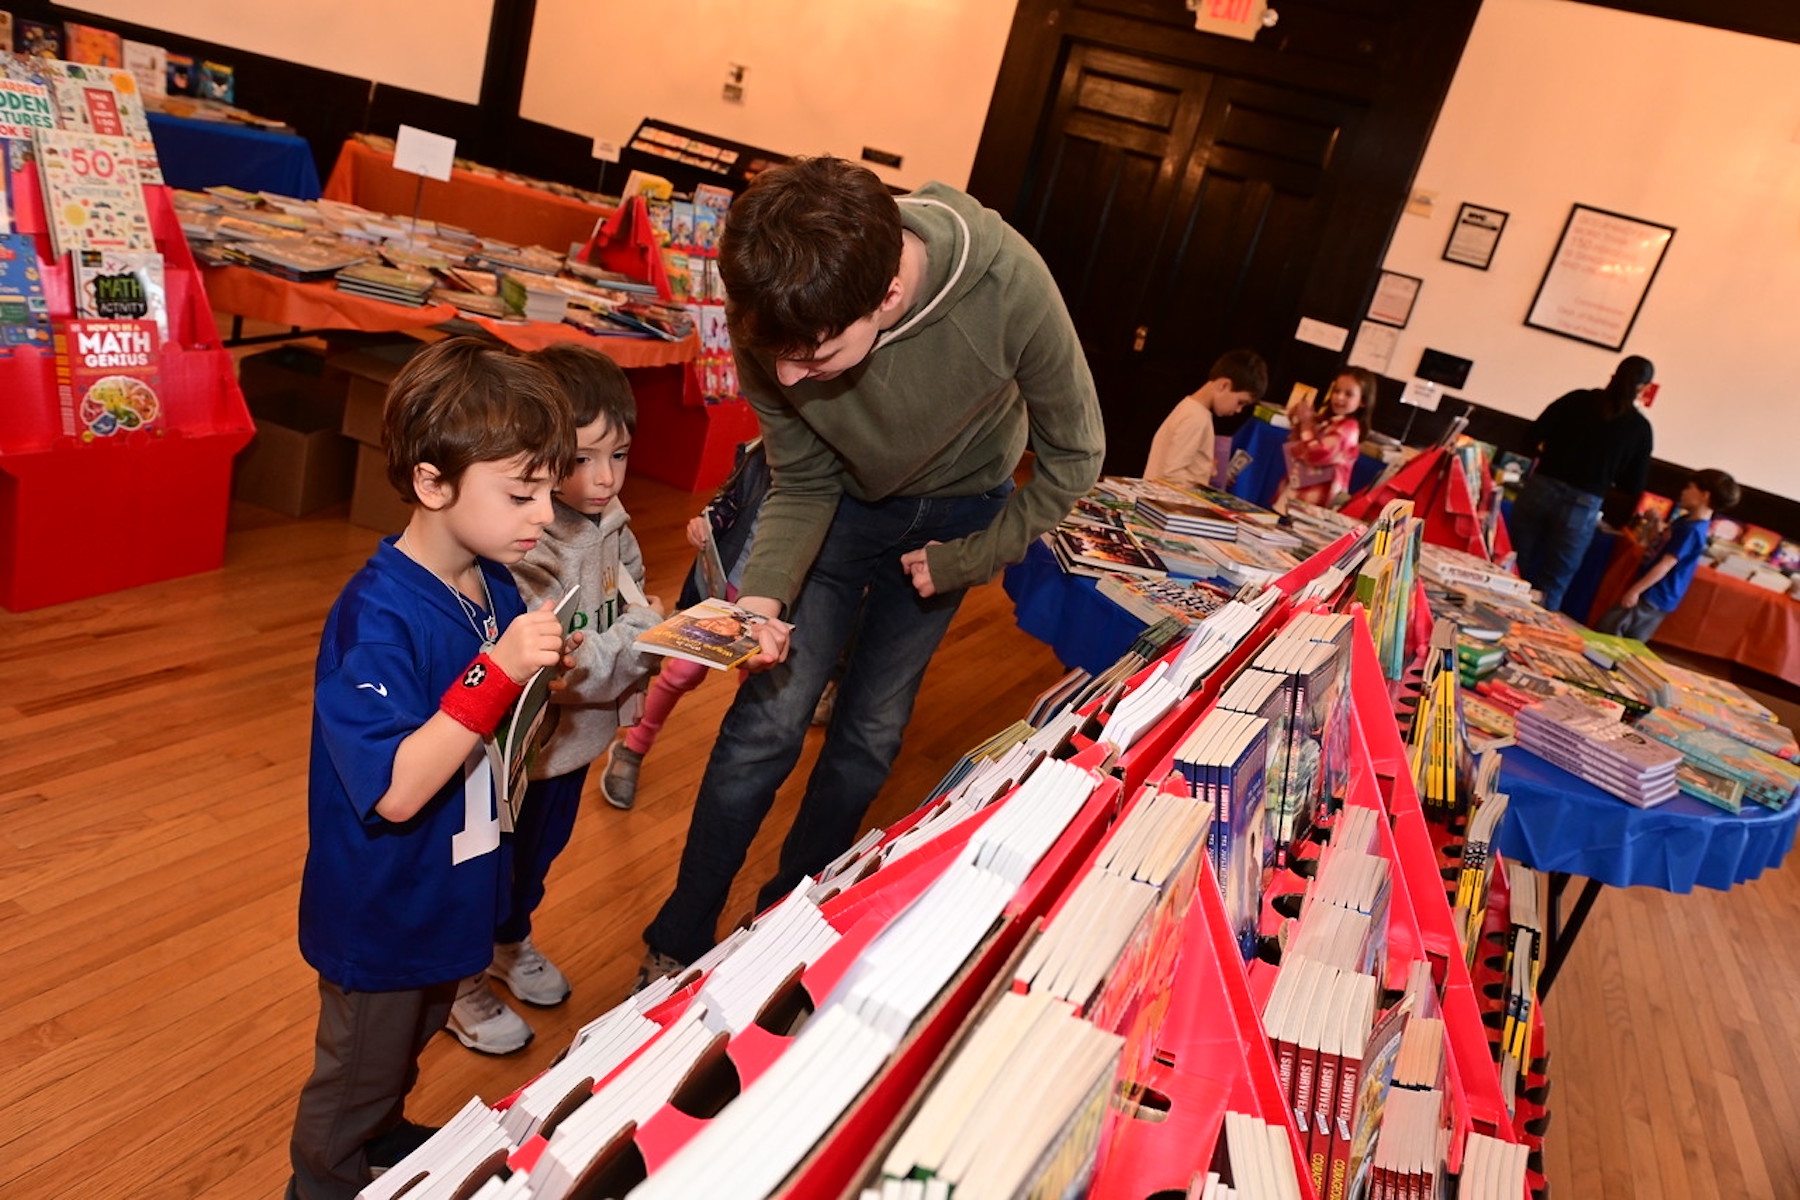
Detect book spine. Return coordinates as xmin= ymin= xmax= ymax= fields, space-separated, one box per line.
xmin=1308 ymin=1046 xmax=1339 ymax=1194
xmin=1326 ymin=1054 xmax=1361 ymax=1200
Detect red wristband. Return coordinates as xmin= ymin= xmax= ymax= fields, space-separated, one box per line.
xmin=440 ymin=653 xmax=524 ymax=736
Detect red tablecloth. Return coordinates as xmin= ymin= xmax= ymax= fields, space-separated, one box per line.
xmin=1590 ymin=541 xmax=1800 ymax=686
xmin=321 ymin=139 xmax=612 ymax=251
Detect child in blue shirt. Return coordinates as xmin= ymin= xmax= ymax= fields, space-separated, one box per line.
xmin=287 ymin=338 xmax=578 ymax=1200
xmin=444 ymin=343 xmax=667 ymax=1053
xmin=1596 ymin=468 xmax=1739 ymax=642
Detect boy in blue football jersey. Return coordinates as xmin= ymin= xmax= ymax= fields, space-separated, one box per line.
xmin=1596 ymin=467 xmax=1739 ymax=642
xmin=444 ymin=343 xmax=667 ymax=1052
xmin=286 ymin=337 xmax=578 ymax=1200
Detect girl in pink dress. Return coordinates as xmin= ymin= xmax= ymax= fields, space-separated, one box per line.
xmin=1276 ymin=366 xmax=1376 ymax=510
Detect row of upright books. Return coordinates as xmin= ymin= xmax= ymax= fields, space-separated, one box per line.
xmin=357 ymin=529 xmax=1537 ymax=1199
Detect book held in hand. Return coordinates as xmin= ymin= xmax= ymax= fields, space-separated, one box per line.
xmin=633 ymin=597 xmax=774 ymax=670
xmin=488 ymin=584 xmax=582 ymax=829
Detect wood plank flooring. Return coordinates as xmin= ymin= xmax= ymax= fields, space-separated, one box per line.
xmin=2 ymin=477 xmax=1796 ymax=1198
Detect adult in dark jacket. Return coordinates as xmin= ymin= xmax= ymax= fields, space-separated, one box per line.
xmin=1510 ymin=355 xmax=1655 ymax=613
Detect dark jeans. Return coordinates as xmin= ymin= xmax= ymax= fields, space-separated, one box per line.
xmin=644 ymin=484 xmax=1011 ymax=965
xmin=288 ymin=975 xmax=457 ymax=1199
xmin=497 ymin=765 xmax=589 ymax=943
xmin=1595 ymin=599 xmax=1667 ymax=643
xmin=1510 ymin=474 xmax=1602 ymax=614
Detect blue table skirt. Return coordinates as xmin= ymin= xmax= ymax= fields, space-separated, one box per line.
xmin=1004 ymin=540 xmax=1150 ymax=675
xmin=1496 ymin=746 xmax=1800 ymax=893
xmin=147 ymin=112 xmax=323 ymax=199
xmin=1224 ymin=417 xmax=1383 ymax=508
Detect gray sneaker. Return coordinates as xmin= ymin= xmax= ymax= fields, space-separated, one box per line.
xmin=488 ymin=937 xmax=571 ymax=1007
xmin=447 ymin=973 xmax=532 ymax=1054
xmin=602 ymin=742 xmax=643 ymax=810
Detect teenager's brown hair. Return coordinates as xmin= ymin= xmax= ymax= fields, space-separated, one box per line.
xmin=717 ymin=156 xmax=903 ymax=359
xmin=382 ymin=337 xmax=575 ymax=502
xmin=534 ymin=342 xmax=636 ymax=435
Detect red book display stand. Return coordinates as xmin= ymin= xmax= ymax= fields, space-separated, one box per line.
xmin=0 ymin=161 xmax=252 ymax=611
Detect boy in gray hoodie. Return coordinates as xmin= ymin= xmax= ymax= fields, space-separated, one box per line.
xmin=448 ymin=343 xmax=666 ymax=1052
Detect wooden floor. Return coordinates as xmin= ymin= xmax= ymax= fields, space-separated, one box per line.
xmin=2 ymin=475 xmax=1797 ymax=1198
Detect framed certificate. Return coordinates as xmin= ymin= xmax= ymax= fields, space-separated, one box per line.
xmin=1367 ymin=270 xmax=1421 ymax=327
xmin=1526 ymin=204 xmax=1675 ymax=351
xmin=1443 ymin=202 xmax=1507 ymax=270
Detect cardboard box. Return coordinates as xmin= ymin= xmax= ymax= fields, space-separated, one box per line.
xmin=232 ymin=392 xmax=357 ymax=517
xmin=350 ymin=442 xmax=413 ymax=533
xmin=238 ymin=345 xmax=342 ymax=423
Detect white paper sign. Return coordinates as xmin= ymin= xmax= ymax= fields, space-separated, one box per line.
xmin=1348 ymin=321 xmax=1399 ymax=375
xmin=1399 ymin=378 xmax=1442 ymax=412
xmin=394 ymin=124 xmax=456 ymax=182
xmin=1294 ymin=317 xmax=1349 ymax=352
xmin=591 ymin=137 xmax=621 ymax=163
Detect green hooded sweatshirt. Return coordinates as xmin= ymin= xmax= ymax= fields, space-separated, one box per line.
xmin=734 ymin=181 xmax=1105 ymax=608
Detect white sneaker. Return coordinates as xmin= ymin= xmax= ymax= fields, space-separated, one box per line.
xmin=447 ymin=973 xmax=533 ymax=1054
xmin=488 ymin=937 xmax=572 ymax=1007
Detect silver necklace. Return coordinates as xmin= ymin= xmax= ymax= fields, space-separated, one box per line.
xmin=398 ymin=534 xmax=498 ymax=646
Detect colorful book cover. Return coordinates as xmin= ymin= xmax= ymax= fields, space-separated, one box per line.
xmin=633 ymin=597 xmax=770 ymax=670
xmin=63 ymin=23 xmax=124 ymax=68
xmin=0 ymin=233 xmax=53 ymax=348
xmin=197 ymin=60 xmax=235 ymax=103
xmin=0 ymin=78 xmax=57 ymax=141
xmin=1738 ymin=524 xmax=1780 ymax=559
xmin=1633 ymin=492 xmax=1673 ymax=522
xmin=54 ymin=317 xmax=161 ymax=440
xmin=122 ymin=40 xmax=168 ymax=103
xmin=165 ymin=53 xmax=195 ymax=97
xmin=1770 ymin=541 xmax=1800 ymax=573
xmin=16 ymin=19 xmax=65 ymax=60
xmin=35 ymin=61 xmax=161 ymax=184
xmin=74 ymin=248 xmax=167 ymax=344
xmin=34 ymin=128 xmax=152 ymax=259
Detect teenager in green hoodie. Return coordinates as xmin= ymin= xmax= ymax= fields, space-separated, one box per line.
xmin=639 ymin=156 xmax=1104 ymax=980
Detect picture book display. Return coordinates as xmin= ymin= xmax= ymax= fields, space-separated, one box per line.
xmin=73 ymin=248 xmax=167 ymax=344
xmin=54 ymin=317 xmax=161 ymax=440
xmin=488 ymin=585 xmax=582 ymax=828
xmin=0 ymin=76 xmax=56 ymax=141
xmin=34 ymin=128 xmax=152 ymax=259
xmin=0 ymin=232 xmax=52 ymax=349
xmin=633 ymin=597 xmax=773 ymax=669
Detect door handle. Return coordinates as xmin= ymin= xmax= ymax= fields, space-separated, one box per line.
xmin=1132 ymin=325 xmax=1148 ymax=352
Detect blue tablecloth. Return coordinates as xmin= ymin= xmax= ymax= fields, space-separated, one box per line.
xmin=1495 ymin=746 xmax=1800 ymax=893
xmin=1224 ymin=417 xmax=1383 ymax=508
xmin=147 ymin=112 xmax=322 ymax=199
xmin=1003 ymin=540 xmax=1151 ymax=675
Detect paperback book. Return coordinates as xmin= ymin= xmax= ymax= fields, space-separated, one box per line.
xmin=73 ymin=248 xmax=166 ymax=343
xmin=488 ymin=585 xmax=582 ymax=829
xmin=633 ymin=597 xmax=773 ymax=670
xmin=34 ymin=128 xmax=152 ymax=259
xmin=54 ymin=317 xmax=161 ymax=440
xmin=0 ymin=232 xmax=52 ymax=349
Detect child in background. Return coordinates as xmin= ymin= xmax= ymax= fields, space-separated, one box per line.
xmin=600 ymin=440 xmax=770 ymax=809
xmin=1142 ymin=348 xmax=1269 ymax=490
xmin=1596 ymin=468 xmax=1739 ymax=642
xmin=288 ymin=339 xmax=578 ymax=1199
xmin=1276 ymin=366 xmax=1375 ymax=510
xmin=447 ymin=343 xmax=667 ymax=1054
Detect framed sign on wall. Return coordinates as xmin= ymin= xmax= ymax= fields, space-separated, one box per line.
xmin=1525 ymin=204 xmax=1675 ymax=351
xmin=1443 ymin=202 xmax=1507 ymax=269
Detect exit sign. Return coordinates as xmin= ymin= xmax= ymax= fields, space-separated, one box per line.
xmin=1192 ymin=0 xmax=1268 ymax=40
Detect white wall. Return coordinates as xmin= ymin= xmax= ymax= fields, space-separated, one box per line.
xmin=519 ymin=0 xmax=1018 ymax=190
xmin=1378 ymin=0 xmax=1800 ymax=498
xmin=67 ymin=0 xmax=493 ymax=103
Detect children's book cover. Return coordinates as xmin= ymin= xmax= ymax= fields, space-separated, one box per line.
xmin=165 ymin=53 xmax=195 ymax=97
xmin=634 ymin=597 xmax=771 ymax=670
xmin=488 ymin=585 xmax=582 ymax=829
xmin=16 ymin=19 xmax=65 ymax=60
xmin=34 ymin=129 xmax=151 ymax=259
xmin=54 ymin=317 xmax=161 ymax=440
xmin=64 ymin=23 xmax=124 ymax=67
xmin=197 ymin=60 xmax=234 ymax=103
xmin=0 ymin=78 xmax=57 ymax=142
xmin=0 ymin=233 xmax=53 ymax=349
xmin=1738 ymin=524 xmax=1780 ymax=559
xmin=74 ymin=248 xmax=167 ymax=344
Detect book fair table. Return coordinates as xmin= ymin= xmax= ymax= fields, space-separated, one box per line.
xmin=1219 ymin=415 xmax=1385 ymax=508
xmin=1494 ymin=745 xmax=1800 ymax=997
xmin=1588 ymin=539 xmax=1800 ymax=688
xmin=145 ymin=111 xmax=323 ymax=199
xmin=1003 ymin=539 xmax=1158 ymax=674
xmin=321 ymin=137 xmax=612 ymax=251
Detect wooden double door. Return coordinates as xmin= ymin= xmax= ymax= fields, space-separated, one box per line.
xmin=971 ymin=0 xmax=1481 ymax=474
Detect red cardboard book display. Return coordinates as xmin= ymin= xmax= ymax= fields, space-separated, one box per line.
xmin=0 ymin=164 xmax=251 ymax=610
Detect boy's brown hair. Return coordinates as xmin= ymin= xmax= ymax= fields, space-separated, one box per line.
xmin=1691 ymin=468 xmax=1741 ymax=512
xmin=717 ymin=155 xmax=902 ymax=359
xmin=383 ymin=337 xmax=575 ymax=502
xmin=1208 ymin=349 xmax=1269 ymax=400
xmin=534 ymin=342 xmax=637 ymax=435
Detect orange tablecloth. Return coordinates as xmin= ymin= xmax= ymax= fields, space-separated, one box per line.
xmin=198 ymin=263 xmax=698 ymax=368
xmin=322 ymin=140 xmax=612 ymax=252
xmin=1590 ymin=541 xmax=1800 ymax=686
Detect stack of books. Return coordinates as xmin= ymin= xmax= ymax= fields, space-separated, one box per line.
xmin=334 ymin=263 xmax=435 ymax=306
xmin=1095 ymin=574 xmax=1231 ymax=626
xmin=1134 ymin=493 xmax=1243 ymax=541
xmin=1172 ymin=707 xmax=1272 ymax=960
xmin=1515 ymin=693 xmax=1683 ymax=807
